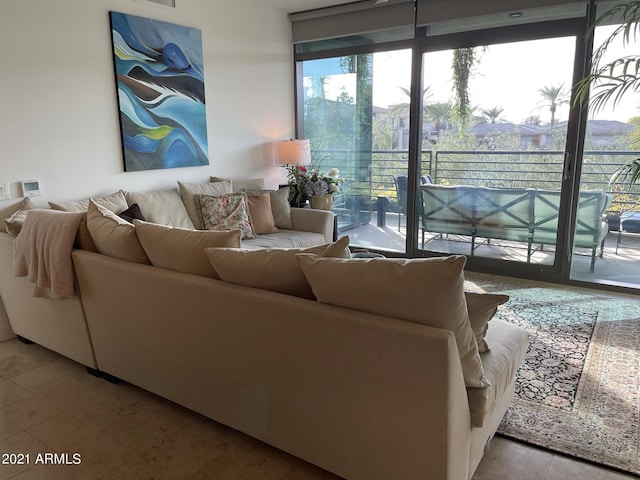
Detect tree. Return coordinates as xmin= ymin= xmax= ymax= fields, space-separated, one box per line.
xmin=480 ymin=107 xmax=504 ymax=124
xmin=424 ymin=102 xmax=454 ymax=143
xmin=452 ymin=48 xmax=476 ymax=127
xmin=538 ymin=84 xmax=569 ymax=126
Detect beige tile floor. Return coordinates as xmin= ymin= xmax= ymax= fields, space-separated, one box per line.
xmin=0 ymin=337 xmax=636 ymax=480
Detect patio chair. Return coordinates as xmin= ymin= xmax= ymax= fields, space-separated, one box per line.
xmin=393 ymin=174 xmax=432 ymax=231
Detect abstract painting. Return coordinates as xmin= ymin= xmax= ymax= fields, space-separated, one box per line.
xmin=109 ymin=11 xmax=208 ymax=171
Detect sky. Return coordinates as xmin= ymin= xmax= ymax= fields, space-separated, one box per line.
xmin=313 ymin=26 xmax=640 ymax=125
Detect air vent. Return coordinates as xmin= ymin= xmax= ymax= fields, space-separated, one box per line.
xmin=141 ymin=0 xmax=176 ymax=7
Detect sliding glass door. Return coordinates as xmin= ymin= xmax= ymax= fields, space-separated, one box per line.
xmin=417 ymin=36 xmax=577 ymax=273
xmin=570 ymin=7 xmax=640 ymax=289
xmin=300 ymin=49 xmax=412 ymax=253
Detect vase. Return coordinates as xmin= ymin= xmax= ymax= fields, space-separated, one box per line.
xmin=310 ymin=194 xmax=334 ymax=210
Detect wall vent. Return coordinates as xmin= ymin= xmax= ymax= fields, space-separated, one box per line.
xmin=139 ymin=0 xmax=176 ymax=7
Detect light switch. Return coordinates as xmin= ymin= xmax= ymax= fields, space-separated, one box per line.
xmin=0 ymin=182 xmax=10 ymax=200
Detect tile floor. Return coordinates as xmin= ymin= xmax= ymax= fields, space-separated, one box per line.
xmin=0 ymin=337 xmax=637 ymax=480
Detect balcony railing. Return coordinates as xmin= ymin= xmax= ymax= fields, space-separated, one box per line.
xmin=338 ymin=149 xmax=640 ymax=216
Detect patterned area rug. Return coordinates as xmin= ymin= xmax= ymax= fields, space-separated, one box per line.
xmin=465 ymin=276 xmax=640 ymax=477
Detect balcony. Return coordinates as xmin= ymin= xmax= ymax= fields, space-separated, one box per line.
xmin=331 ymin=149 xmax=640 ymax=288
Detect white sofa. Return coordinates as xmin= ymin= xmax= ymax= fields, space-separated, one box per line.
xmin=0 ymin=180 xmax=528 ymax=480
xmin=0 ymin=181 xmax=335 ymax=370
xmin=70 ymin=248 xmax=527 ymax=480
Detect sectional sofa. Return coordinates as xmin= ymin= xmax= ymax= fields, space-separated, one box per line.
xmin=0 ymin=179 xmax=528 ymax=480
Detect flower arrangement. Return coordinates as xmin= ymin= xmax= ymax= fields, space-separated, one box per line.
xmin=286 ymin=164 xmax=344 ymax=206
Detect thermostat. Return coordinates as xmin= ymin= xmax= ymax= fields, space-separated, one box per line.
xmin=21 ymin=179 xmax=41 ymax=197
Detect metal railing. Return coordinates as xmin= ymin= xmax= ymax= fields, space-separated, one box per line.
xmin=330 ymin=149 xmax=640 ymax=214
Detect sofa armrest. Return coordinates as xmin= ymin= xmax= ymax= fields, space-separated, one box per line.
xmin=290 ymin=207 xmax=335 ymax=243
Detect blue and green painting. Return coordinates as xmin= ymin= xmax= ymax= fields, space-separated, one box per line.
xmin=110 ymin=11 xmax=208 ymax=171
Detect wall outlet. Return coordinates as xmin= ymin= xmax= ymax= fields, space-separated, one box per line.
xmin=0 ymin=182 xmax=10 ymax=200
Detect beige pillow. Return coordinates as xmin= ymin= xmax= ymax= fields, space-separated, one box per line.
xmin=247 ymin=193 xmax=278 ymax=234
xmin=211 ymin=176 xmax=265 ymax=192
xmin=134 ymin=220 xmax=241 ymax=278
xmin=86 ymin=199 xmax=150 ymax=264
xmin=297 ymin=254 xmax=489 ymax=388
xmin=122 ymin=189 xmax=194 ymax=229
xmin=4 ymin=198 xmax=37 ymax=236
xmin=178 ymin=181 xmax=232 ymax=229
xmin=204 ymin=235 xmax=350 ymax=299
xmin=465 ymin=291 xmax=509 ymax=353
xmin=49 ymin=191 xmax=128 ymax=213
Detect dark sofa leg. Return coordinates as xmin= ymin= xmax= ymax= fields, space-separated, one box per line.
xmin=100 ymin=372 xmax=121 ymax=384
xmin=17 ymin=335 xmax=34 ymax=345
xmin=86 ymin=367 xmax=101 ymax=377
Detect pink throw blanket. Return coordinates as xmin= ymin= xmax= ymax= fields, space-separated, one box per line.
xmin=13 ymin=210 xmax=85 ymax=298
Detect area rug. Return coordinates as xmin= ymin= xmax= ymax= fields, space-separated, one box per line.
xmin=465 ymin=277 xmax=640 ymax=476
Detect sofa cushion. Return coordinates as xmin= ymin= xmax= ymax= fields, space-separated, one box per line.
xmin=134 ymin=220 xmax=241 ymax=278
xmin=49 ymin=191 xmax=128 ymax=214
xmin=204 ymin=236 xmax=350 ymax=299
xmin=240 ymin=230 xmax=325 ymax=249
xmin=297 ymin=254 xmax=489 ymax=388
xmin=4 ymin=198 xmax=37 ymax=236
xmin=197 ymin=192 xmax=256 ymax=239
xmin=178 ymin=181 xmax=232 ymax=229
xmin=465 ymin=292 xmax=510 ymax=353
xmin=117 ymin=203 xmax=146 ymax=223
xmin=49 ymin=192 xmax=128 ymax=252
xmin=86 ymin=199 xmax=150 ymax=264
xmin=211 ymin=176 xmax=265 ymax=192
xmin=467 ymin=320 xmax=529 ymax=427
xmin=269 ymin=187 xmax=293 ymax=229
xmin=247 ymin=193 xmax=278 ymax=235
xmin=123 ymin=189 xmax=194 ymax=229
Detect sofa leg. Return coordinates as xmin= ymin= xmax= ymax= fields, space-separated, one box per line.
xmin=17 ymin=335 xmax=34 ymax=345
xmin=86 ymin=367 xmax=101 ymax=377
xmin=100 ymin=372 xmax=121 ymax=384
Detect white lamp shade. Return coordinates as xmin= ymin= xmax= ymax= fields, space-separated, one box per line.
xmin=273 ymin=139 xmax=311 ymax=166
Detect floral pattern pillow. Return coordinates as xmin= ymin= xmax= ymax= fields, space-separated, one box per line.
xmin=196 ymin=193 xmax=256 ymax=239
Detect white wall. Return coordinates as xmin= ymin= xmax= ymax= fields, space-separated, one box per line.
xmin=0 ymin=0 xmax=295 ymax=221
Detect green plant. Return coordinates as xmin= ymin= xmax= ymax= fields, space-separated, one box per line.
xmin=574 ymin=1 xmax=640 ymax=188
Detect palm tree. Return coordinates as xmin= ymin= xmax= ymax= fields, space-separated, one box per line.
xmin=424 ymin=102 xmax=454 ymax=141
xmin=574 ymin=1 xmax=640 ymax=188
xmin=480 ymin=107 xmax=504 ymax=124
xmin=538 ymin=84 xmax=569 ymax=126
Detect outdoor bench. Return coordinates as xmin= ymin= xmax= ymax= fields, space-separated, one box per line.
xmin=420 ymin=184 xmax=611 ymax=272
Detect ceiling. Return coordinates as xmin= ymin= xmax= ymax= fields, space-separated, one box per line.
xmin=254 ymin=0 xmax=355 ymax=14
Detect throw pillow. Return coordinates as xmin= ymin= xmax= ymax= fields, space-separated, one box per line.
xmin=244 ymin=187 xmax=292 ymax=230
xmin=49 ymin=191 xmax=128 ymax=213
xmin=86 ymin=199 xmax=150 ymax=264
xmin=49 ymin=191 xmax=128 ymax=252
xmin=204 ymin=235 xmax=350 ymax=299
xmin=211 ymin=176 xmax=265 ymax=192
xmin=4 ymin=198 xmax=36 ymax=236
xmin=296 ymin=254 xmax=489 ymax=389
xmin=197 ymin=192 xmax=256 ymax=239
xmin=465 ymin=291 xmax=510 ymax=353
xmin=122 ymin=189 xmax=194 ymax=229
xmin=118 ymin=203 xmax=146 ymax=223
xmin=178 ymin=180 xmax=232 ymax=229
xmin=134 ymin=220 xmax=241 ymax=278
xmin=247 ymin=193 xmax=278 ymax=234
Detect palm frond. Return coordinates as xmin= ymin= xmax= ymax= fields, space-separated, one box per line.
xmin=610 ymin=158 xmax=640 ymax=188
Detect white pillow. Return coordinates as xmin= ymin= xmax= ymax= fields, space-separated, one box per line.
xmin=134 ymin=220 xmax=241 ymax=278
xmin=86 ymin=199 xmax=149 ymax=264
xmin=297 ymin=254 xmax=489 ymax=388
xmin=122 ymin=189 xmax=194 ymax=229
